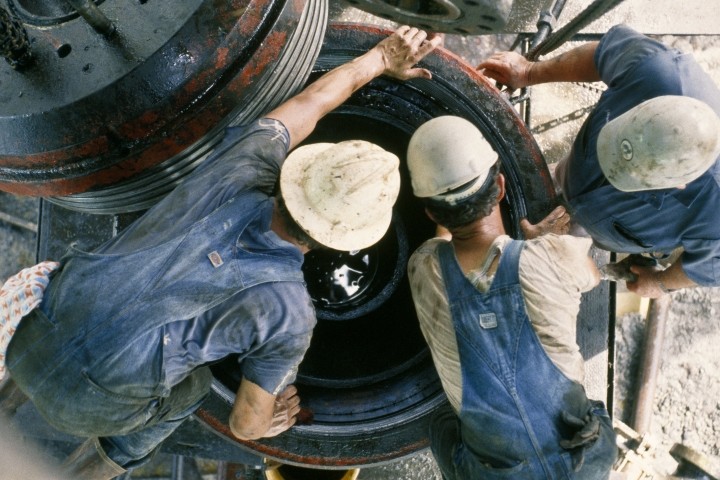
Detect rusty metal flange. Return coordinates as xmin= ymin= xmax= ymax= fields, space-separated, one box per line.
xmin=342 ymin=0 xmax=512 ymax=34
xmin=0 ymin=0 xmax=327 ymax=211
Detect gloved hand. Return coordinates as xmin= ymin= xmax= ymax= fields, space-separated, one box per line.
xmin=600 ymin=254 xmax=658 ymax=282
xmin=560 ymin=409 xmax=602 ymax=471
xmin=561 ymin=410 xmax=601 ymax=449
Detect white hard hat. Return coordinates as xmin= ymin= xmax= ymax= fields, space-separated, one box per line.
xmin=280 ymin=140 xmax=400 ymax=252
xmin=406 ymin=116 xmax=498 ymax=204
xmin=597 ymin=95 xmax=720 ymax=192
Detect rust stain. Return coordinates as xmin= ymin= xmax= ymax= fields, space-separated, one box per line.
xmin=194 ymin=407 xmax=429 ymax=468
xmin=236 ymin=30 xmax=288 ymax=86
xmin=215 ymin=46 xmax=229 ymax=70
xmin=0 ymin=136 xmax=110 ymax=169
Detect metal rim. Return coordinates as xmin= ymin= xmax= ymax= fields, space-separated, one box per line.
xmin=342 ymin=0 xmax=512 ymax=34
xmin=0 ymin=0 xmax=327 ymax=202
xmin=46 ymin=0 xmax=328 ymax=213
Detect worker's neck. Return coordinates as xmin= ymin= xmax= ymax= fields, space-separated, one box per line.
xmin=450 ymin=208 xmax=506 ymax=252
xmin=270 ymin=204 xmax=310 ymax=254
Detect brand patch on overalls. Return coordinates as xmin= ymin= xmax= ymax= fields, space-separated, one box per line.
xmin=207 ymin=251 xmax=223 ymax=268
xmin=478 ymin=313 xmax=497 ymax=329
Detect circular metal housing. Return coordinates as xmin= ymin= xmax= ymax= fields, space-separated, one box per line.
xmin=0 ymin=0 xmax=327 ymax=213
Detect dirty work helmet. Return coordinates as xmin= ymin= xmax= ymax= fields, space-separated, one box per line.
xmin=406 ymin=116 xmax=498 ymax=205
xmin=280 ymin=140 xmax=400 ymax=252
xmin=597 ymin=95 xmax=720 ymax=192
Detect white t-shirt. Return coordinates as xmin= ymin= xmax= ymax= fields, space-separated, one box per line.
xmin=407 ymin=234 xmax=598 ymax=413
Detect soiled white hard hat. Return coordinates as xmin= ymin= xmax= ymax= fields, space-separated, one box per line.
xmin=407 ymin=116 xmax=498 ymax=204
xmin=597 ymin=95 xmax=720 ymax=192
xmin=280 ymin=140 xmax=400 ymax=252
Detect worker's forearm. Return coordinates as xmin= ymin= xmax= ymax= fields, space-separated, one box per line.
xmin=229 ymin=378 xmax=275 ymax=440
xmin=656 ymin=260 xmax=698 ymax=292
xmin=266 ymin=48 xmax=385 ymax=149
xmin=528 ymin=42 xmax=601 ymax=86
xmin=266 ymin=26 xmax=439 ymax=149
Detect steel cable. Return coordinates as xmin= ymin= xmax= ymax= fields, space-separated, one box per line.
xmin=527 ymin=0 xmax=628 ymax=60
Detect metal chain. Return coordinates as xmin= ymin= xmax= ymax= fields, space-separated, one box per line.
xmin=530 ymin=103 xmax=597 ymax=134
xmin=0 ymin=5 xmax=32 ymax=69
xmin=572 ymin=81 xmax=607 ymax=95
xmin=530 ymin=82 xmax=606 ymax=134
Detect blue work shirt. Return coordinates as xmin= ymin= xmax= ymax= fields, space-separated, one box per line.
xmin=95 ymin=118 xmax=315 ymax=393
xmin=564 ymin=25 xmax=720 ymax=286
xmin=46 ymin=119 xmax=315 ymax=398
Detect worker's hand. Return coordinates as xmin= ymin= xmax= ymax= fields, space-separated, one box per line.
xmin=376 ymin=26 xmax=442 ymax=81
xmin=263 ymin=385 xmax=301 ymax=438
xmin=626 ymin=266 xmax=668 ymax=298
xmin=520 ymin=205 xmax=570 ymax=239
xmin=477 ymin=51 xmax=534 ymax=91
xmin=560 ymin=410 xmax=601 ymax=450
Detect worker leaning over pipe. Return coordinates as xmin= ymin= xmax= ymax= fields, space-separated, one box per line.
xmin=406 ymin=116 xmax=617 ymax=479
xmin=478 ymin=24 xmax=720 ymax=299
xmin=0 ymin=26 xmax=442 ymax=480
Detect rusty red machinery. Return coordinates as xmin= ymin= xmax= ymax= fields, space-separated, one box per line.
xmin=341 ymin=0 xmax=514 ymax=34
xmin=0 ymin=0 xmax=327 ymax=212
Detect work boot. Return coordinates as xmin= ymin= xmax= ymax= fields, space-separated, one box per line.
xmin=0 ymin=377 xmax=28 ymax=418
xmin=62 ymin=438 xmax=126 ymax=480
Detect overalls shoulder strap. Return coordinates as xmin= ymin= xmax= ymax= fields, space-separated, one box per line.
xmin=437 ymin=238 xmax=524 ymax=299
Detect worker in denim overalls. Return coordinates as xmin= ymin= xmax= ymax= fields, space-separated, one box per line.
xmin=3 ymin=27 xmax=442 ymax=480
xmin=407 ymin=116 xmax=617 ymax=479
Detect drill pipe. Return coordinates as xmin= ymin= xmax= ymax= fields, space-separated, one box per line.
xmin=632 ymin=295 xmax=672 ymax=435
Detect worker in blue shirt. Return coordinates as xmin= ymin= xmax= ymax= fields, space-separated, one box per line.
xmin=479 ymin=24 xmax=720 ymax=298
xmin=2 ymin=26 xmax=441 ymax=480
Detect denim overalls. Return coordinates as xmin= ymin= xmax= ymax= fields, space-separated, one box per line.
xmin=430 ymin=240 xmax=616 ymax=479
xmin=7 ymin=191 xmax=305 ymax=465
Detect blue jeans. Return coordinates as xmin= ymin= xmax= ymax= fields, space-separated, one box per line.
xmin=8 ymin=307 xmax=212 ymax=468
xmin=99 ymin=367 xmax=212 ymax=468
xmin=8 ymin=178 xmax=304 ymax=467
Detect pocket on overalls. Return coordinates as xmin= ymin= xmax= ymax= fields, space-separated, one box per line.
xmin=574 ymin=409 xmax=618 ymax=480
xmin=6 ymin=308 xmax=56 ymax=369
xmin=455 ymin=443 xmax=533 ymax=479
xmin=560 ymin=404 xmax=617 ymax=479
xmin=55 ymin=370 xmax=161 ymax=437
